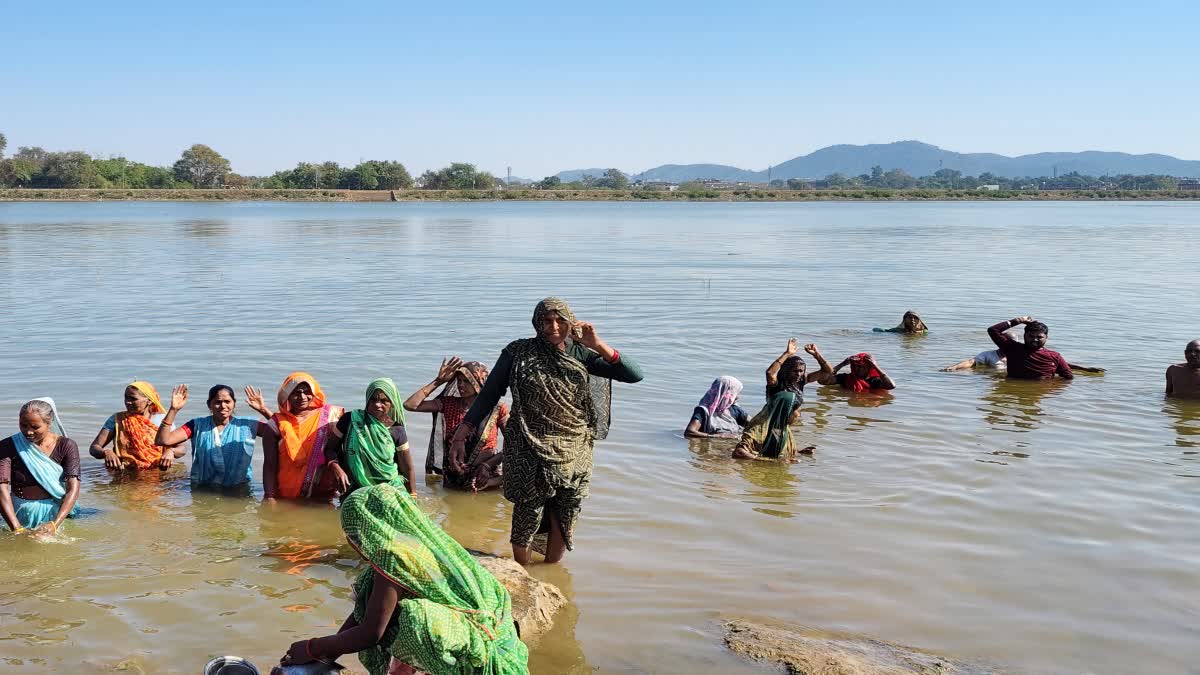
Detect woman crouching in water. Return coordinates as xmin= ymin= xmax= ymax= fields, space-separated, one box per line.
xmin=0 ymin=399 xmax=81 ymax=534
xmin=405 ymin=357 xmax=508 ymax=491
xmin=279 ymin=483 xmax=528 ymax=674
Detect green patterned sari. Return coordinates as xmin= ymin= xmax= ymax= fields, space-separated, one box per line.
xmin=342 ymin=483 xmax=529 ymax=674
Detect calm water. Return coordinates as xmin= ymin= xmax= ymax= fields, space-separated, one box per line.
xmin=1 ymin=201 xmax=1198 ymax=674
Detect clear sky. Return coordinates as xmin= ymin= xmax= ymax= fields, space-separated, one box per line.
xmin=2 ymin=0 xmax=1197 ymax=178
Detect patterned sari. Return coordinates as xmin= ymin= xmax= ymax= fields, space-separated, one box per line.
xmin=502 ymin=298 xmax=606 ymax=552
xmin=425 ymin=362 xmax=504 ymax=490
xmin=343 ymin=378 xmax=406 ymax=492
xmin=343 ymin=483 xmax=529 ymax=675
xmin=272 ymin=372 xmax=343 ymax=499
xmin=112 ymin=381 xmax=168 ymax=469
xmin=733 ymin=391 xmax=799 ymax=459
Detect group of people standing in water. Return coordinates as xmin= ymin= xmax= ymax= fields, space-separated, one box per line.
xmin=1 ymin=298 xmax=642 ymax=675
xmin=1 ymin=302 xmax=1197 ymax=675
xmin=687 ymin=311 xmax=1200 ymax=462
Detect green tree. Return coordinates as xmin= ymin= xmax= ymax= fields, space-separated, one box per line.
xmin=41 ymin=151 xmax=101 ymax=188
xmin=0 ymin=158 xmax=38 ymax=187
xmin=173 ymin=144 xmax=231 ymax=188
xmin=537 ymin=175 xmax=562 ymax=189
xmin=373 ymin=161 xmax=412 ymax=190
xmin=420 ymin=162 xmax=494 ymax=189
xmin=0 ymin=132 xmax=6 ymax=158
xmin=317 ymin=161 xmax=343 ymax=189
xmin=342 ymin=162 xmax=379 ymax=190
xmin=594 ymin=168 xmax=628 ymax=189
xmin=869 ymin=165 xmax=884 ymax=185
xmin=786 ymin=178 xmax=810 ymax=190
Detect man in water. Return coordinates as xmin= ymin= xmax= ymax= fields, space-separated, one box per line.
xmin=1165 ymin=339 xmax=1200 ymax=399
xmin=987 ymin=316 xmax=1073 ymax=380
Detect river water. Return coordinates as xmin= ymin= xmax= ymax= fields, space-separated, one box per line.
xmin=0 ymin=201 xmax=1197 ymax=674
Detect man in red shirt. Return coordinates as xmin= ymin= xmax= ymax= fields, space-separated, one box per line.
xmin=987 ymin=316 xmax=1073 ymax=380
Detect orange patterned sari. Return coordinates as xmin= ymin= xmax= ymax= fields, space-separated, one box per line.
xmin=272 ymin=372 xmax=343 ymax=499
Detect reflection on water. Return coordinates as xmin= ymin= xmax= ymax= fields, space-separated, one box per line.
xmin=3 ymin=201 xmax=1200 ymax=674
xmin=977 ymin=376 xmax=1068 ymax=432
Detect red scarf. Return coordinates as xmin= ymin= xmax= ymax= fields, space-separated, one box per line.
xmin=844 ymin=353 xmax=883 ymax=392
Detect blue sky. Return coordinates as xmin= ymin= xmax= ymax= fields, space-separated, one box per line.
xmin=2 ymin=0 xmax=1197 ymax=177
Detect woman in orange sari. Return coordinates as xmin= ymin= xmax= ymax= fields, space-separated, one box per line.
xmin=89 ymin=381 xmax=186 ymax=471
xmin=262 ymin=372 xmax=345 ymax=502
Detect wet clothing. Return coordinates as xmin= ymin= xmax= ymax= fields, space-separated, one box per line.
xmin=334 ymin=410 xmax=409 ymax=494
xmin=180 ymin=416 xmax=261 ymax=488
xmin=988 ymin=321 xmax=1073 ymax=380
xmin=0 ymin=435 xmax=80 ymax=528
xmin=463 ymin=297 xmax=643 ymax=551
xmin=733 ymin=391 xmax=800 ymax=459
xmin=269 ymin=372 xmax=344 ymax=499
xmin=0 ymin=436 xmax=80 ymax=499
xmin=690 ymin=404 xmax=751 ymax=433
xmin=342 ymin=483 xmax=528 ymax=675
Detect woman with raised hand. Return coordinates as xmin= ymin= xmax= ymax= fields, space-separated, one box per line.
xmin=327 ymin=378 xmax=415 ymax=497
xmin=0 ymin=398 xmax=81 ymax=534
xmin=766 ymin=338 xmax=835 ymax=400
xmin=261 ymin=372 xmax=345 ymax=502
xmin=153 ymin=384 xmax=272 ymax=493
xmin=828 ymin=353 xmax=897 ymax=391
xmin=89 ymin=381 xmax=185 ymax=471
xmin=452 ymin=297 xmax=644 ymax=565
xmin=404 ymin=357 xmax=508 ymax=491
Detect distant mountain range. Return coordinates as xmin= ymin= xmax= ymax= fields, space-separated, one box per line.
xmin=553 ymin=141 xmax=1200 ymax=183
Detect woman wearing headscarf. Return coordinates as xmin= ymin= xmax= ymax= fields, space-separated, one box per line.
xmin=153 ymin=384 xmax=272 ymax=492
xmin=404 ymin=357 xmax=509 ymax=491
xmin=685 ymin=376 xmax=749 ymax=438
xmin=452 ymin=297 xmax=643 ymax=565
xmin=874 ymin=310 xmax=929 ymax=334
xmin=89 ymin=381 xmax=186 ymax=471
xmin=327 ymin=378 xmax=415 ymax=497
xmin=0 ymin=398 xmax=82 ymax=533
xmin=829 ymin=353 xmax=897 ymax=391
xmin=262 ymin=372 xmax=345 ymax=502
xmin=730 ymin=391 xmax=805 ymax=460
xmin=765 ymin=338 xmax=835 ymax=401
xmin=279 ymin=483 xmax=528 ymax=675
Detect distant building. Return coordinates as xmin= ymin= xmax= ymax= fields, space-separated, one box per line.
xmin=978 ymin=184 xmax=1001 ymax=191
xmin=1179 ymin=178 xmax=1200 ymax=191
xmin=642 ymin=181 xmax=679 ymax=192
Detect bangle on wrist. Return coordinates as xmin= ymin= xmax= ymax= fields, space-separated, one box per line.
xmin=605 ymin=348 xmax=620 ymax=364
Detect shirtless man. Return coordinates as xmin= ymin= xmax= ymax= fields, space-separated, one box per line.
xmin=1165 ymin=339 xmax=1200 ymax=399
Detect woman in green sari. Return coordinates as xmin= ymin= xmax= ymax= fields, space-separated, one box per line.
xmin=730 ymin=391 xmax=809 ymax=460
xmin=280 ymin=483 xmax=528 ymax=674
xmin=327 ymin=378 xmax=415 ymax=497
xmin=451 ymin=297 xmax=643 ymax=565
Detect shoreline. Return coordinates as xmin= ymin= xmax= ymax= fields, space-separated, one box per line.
xmin=3 ymin=188 xmax=1200 ymax=202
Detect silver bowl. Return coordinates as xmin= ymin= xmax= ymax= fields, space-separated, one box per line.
xmin=204 ymin=656 xmax=261 ymax=675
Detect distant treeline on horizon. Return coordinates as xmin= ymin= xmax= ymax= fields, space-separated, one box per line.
xmin=0 ymin=133 xmax=1192 ymax=193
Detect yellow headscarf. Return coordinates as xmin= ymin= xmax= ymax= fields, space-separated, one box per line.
xmin=129 ymin=381 xmax=165 ymax=414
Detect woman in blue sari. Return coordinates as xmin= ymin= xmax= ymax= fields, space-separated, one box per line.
xmin=0 ymin=398 xmax=82 ymax=533
xmin=154 ymin=384 xmax=272 ymax=492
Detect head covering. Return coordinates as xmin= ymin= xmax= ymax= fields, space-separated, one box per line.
xmin=31 ymin=397 xmax=67 ymax=437
xmin=697 ymin=376 xmax=744 ymax=435
xmin=425 ymin=361 xmax=500 ymax=482
xmin=844 ymin=353 xmax=884 ymax=393
xmin=276 ymin=371 xmax=327 ymax=413
xmin=532 ymin=297 xmax=576 ymax=340
xmin=128 ymin=381 xmax=165 ymax=414
xmin=273 ymin=372 xmax=338 ymax=499
xmin=341 ymin=483 xmax=528 ymax=674
xmin=365 ymin=377 xmax=405 ymax=426
xmin=770 ymin=356 xmax=807 ymax=401
xmin=902 ymin=311 xmax=929 ymax=332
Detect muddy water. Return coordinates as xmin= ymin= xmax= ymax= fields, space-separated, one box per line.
xmin=0 ymin=201 xmax=1198 ymax=674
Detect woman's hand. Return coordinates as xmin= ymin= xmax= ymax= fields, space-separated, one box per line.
xmin=469 ymin=463 xmax=494 ymax=492
xmin=244 ymin=386 xmax=267 ymax=412
xmin=103 ymin=448 xmax=122 ymax=471
xmin=785 ymin=338 xmax=799 ymax=355
xmin=170 ymin=384 xmax=188 ymax=411
xmin=327 ymin=462 xmax=351 ymax=494
xmin=804 ymin=343 xmax=820 ymax=356
xmin=158 ymin=450 xmax=174 ymax=470
xmin=573 ymin=321 xmax=601 ymax=349
xmin=449 ymin=436 xmax=467 ymax=474
xmin=436 ymin=357 xmax=464 ymax=384
xmin=281 ymin=639 xmax=316 ymax=667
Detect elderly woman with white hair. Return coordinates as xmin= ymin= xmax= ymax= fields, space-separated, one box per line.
xmin=0 ymin=398 xmax=82 ymax=534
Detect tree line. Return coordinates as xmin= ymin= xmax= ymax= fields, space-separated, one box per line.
xmin=0 ymin=132 xmax=1187 ymax=192
xmin=0 ymin=133 xmax=499 ymax=191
